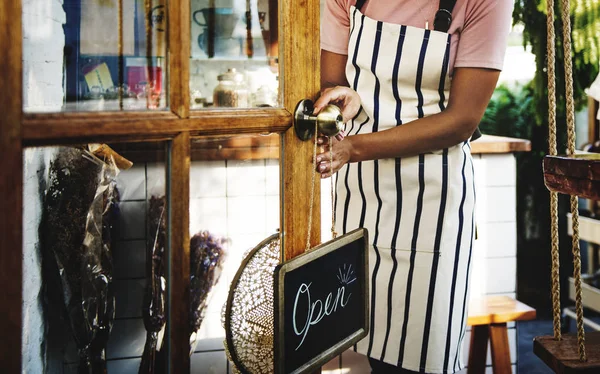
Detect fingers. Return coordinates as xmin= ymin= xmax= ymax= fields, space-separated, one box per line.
xmin=316 ymin=160 xmax=333 ymax=179
xmin=313 ymin=86 xmax=345 ymax=113
xmin=335 ymin=131 xmax=346 ymax=142
xmin=317 ymin=135 xmax=331 ymax=147
xmin=314 ymin=87 xmax=360 ymax=122
xmin=315 ymin=152 xmax=338 ymax=179
xmin=315 ymin=152 xmax=330 ymax=175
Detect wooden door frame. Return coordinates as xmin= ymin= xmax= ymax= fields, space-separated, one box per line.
xmin=0 ymin=0 xmax=23 ymax=372
xmin=0 ymin=0 xmax=320 ymax=371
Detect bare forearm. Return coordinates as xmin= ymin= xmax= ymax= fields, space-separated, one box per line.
xmin=346 ymin=110 xmax=475 ymax=162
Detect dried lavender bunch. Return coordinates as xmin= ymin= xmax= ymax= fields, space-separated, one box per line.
xmin=189 ymin=231 xmax=226 ymax=348
xmin=41 ymin=147 xmax=119 ymax=374
xmin=139 ymin=196 xmax=226 ymax=373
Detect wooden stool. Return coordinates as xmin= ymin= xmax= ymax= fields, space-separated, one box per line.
xmin=467 ymin=295 xmax=536 ymax=374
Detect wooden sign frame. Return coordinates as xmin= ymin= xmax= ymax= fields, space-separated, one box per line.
xmin=273 ymin=228 xmax=369 ymax=374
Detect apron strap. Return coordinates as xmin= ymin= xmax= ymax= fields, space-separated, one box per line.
xmin=355 ymin=0 xmax=367 ymax=12
xmin=433 ymin=0 xmax=457 ymax=32
xmin=432 ymin=0 xmax=484 ymax=141
xmin=355 ymin=1 xmax=456 ymax=30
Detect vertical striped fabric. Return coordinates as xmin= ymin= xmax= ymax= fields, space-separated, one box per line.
xmin=337 ymin=7 xmax=476 ymax=374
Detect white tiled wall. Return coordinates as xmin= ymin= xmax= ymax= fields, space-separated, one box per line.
xmin=102 ymin=158 xmax=280 ymax=373
xmin=468 ymin=153 xmax=519 ymax=371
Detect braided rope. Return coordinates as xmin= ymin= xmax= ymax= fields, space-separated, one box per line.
xmin=546 ymin=0 xmax=562 ymax=341
xmin=560 ymin=0 xmax=587 ymax=361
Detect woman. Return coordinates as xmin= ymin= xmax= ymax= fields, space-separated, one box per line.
xmin=313 ymin=0 xmax=513 ymax=373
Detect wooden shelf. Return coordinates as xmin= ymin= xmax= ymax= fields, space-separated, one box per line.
xmin=534 ymin=333 xmax=600 ymax=373
xmin=543 ymin=153 xmax=600 ymax=199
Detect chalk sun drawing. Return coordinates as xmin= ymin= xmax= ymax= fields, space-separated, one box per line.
xmin=337 ymin=263 xmax=356 ymax=286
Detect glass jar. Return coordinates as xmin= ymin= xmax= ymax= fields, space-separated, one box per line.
xmin=252 ymin=85 xmax=277 ymax=107
xmin=213 ymin=68 xmax=249 ymax=108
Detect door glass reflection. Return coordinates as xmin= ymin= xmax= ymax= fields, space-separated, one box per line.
xmin=189 ymin=0 xmax=280 ymax=110
xmin=22 ymin=0 xmax=169 ymax=112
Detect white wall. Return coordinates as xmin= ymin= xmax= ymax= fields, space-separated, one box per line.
xmin=22 ymin=0 xmax=65 ymax=112
xmin=88 ymin=158 xmax=280 ymax=373
xmin=21 ymin=0 xmax=65 ymax=372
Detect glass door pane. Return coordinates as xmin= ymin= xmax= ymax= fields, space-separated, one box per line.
xmin=188 ymin=134 xmax=280 ymax=373
xmin=22 ymin=142 xmax=168 ymax=373
xmin=189 ymin=0 xmax=279 ymax=109
xmin=23 ymin=0 xmax=169 ymax=112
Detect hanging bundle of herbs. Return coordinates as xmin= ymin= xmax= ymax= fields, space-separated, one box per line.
xmin=139 ymin=196 xmax=168 ymax=374
xmin=189 ymin=231 xmax=227 ymax=353
xmin=140 ymin=196 xmax=226 ymax=373
xmin=41 ymin=146 xmax=122 ymax=374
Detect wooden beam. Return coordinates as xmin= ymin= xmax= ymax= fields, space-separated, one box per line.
xmin=111 ymin=133 xmax=280 ymax=162
xmin=0 ymin=0 xmax=22 ymax=371
xmin=22 ymin=109 xmax=292 ymax=145
xmin=168 ymin=132 xmax=191 ymax=374
xmin=168 ymin=0 xmax=190 ymax=118
xmin=281 ymin=0 xmax=321 ymax=261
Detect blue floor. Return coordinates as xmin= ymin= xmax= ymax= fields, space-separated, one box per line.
xmin=517 ymin=319 xmax=554 ymax=373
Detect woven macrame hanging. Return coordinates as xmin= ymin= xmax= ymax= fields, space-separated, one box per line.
xmin=222 ymin=233 xmax=280 ymax=374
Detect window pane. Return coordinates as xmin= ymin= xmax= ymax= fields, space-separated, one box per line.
xmin=188 ymin=134 xmax=280 ymax=372
xmin=23 ymin=0 xmax=169 ymax=112
xmin=190 ymin=0 xmax=280 ymax=109
xmin=22 ymin=143 xmax=169 ymax=373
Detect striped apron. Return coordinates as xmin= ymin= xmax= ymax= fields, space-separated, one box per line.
xmin=335 ymin=6 xmax=476 ymax=374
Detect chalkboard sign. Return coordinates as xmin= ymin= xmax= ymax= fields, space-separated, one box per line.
xmin=273 ymin=228 xmax=369 ymax=374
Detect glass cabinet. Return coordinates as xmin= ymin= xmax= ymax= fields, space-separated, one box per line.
xmin=3 ymin=0 xmax=322 ymax=372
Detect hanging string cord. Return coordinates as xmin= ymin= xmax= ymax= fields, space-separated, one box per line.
xmin=546 ymin=0 xmax=562 ymax=341
xmin=330 ymin=137 xmax=338 ymax=239
xmin=145 ymin=0 xmax=152 ymax=109
xmin=560 ymin=0 xmax=586 ymax=361
xmin=306 ymin=128 xmax=339 ymax=251
xmin=305 ymin=121 xmax=319 ymax=251
xmin=118 ymin=0 xmax=124 ymax=110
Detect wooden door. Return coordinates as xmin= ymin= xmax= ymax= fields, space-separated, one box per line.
xmin=0 ymin=0 xmax=321 ymax=371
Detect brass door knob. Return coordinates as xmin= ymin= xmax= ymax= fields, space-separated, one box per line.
xmin=294 ymin=99 xmax=344 ymax=141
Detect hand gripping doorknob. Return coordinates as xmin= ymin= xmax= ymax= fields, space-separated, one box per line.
xmin=293 ymin=99 xmax=344 ymax=141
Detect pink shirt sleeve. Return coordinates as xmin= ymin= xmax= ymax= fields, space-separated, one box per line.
xmin=453 ymin=0 xmax=514 ymax=71
xmin=321 ymin=0 xmax=353 ymax=55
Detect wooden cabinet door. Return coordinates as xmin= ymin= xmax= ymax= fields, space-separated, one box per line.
xmin=1 ymin=0 xmax=322 ymax=371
